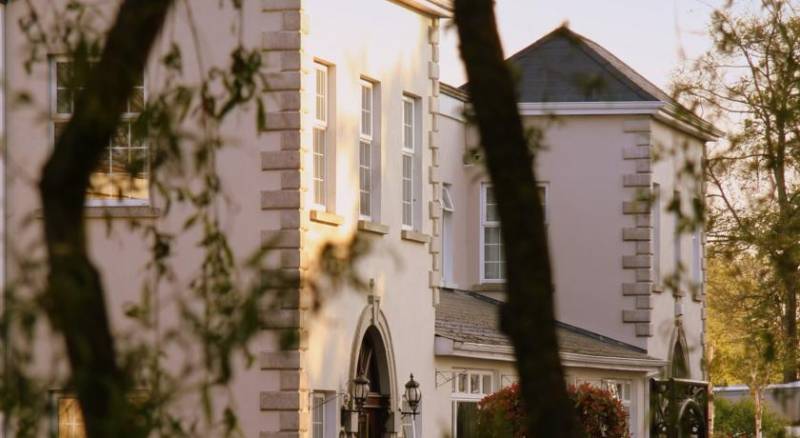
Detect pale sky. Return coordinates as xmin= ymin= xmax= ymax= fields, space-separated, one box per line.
xmin=439 ymin=0 xmax=725 ymax=91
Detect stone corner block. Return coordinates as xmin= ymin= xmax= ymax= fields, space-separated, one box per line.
xmin=262 ymin=190 xmax=302 ymax=210
xmin=622 ymin=282 xmax=652 ymax=296
xmin=262 ymin=151 xmax=301 ymax=171
xmin=260 ymin=351 xmax=302 ymax=370
xmin=260 ymin=391 xmax=302 ymax=411
xmin=622 ymin=255 xmax=651 ymax=269
xmin=635 ymin=323 xmax=654 ymax=337
xmin=622 ymin=309 xmax=651 ymax=323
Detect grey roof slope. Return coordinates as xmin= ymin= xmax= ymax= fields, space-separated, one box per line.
xmin=436 ymin=288 xmax=654 ymax=360
xmin=504 ymin=26 xmax=667 ymax=103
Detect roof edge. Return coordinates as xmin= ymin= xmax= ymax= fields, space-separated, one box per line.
xmin=441 ymin=82 xmax=468 ymax=101
xmin=391 ymin=0 xmax=452 ymax=17
xmin=519 ymin=101 xmax=663 ymax=116
xmin=435 ymin=335 xmax=666 ymax=371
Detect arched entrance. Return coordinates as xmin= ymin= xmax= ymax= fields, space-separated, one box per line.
xmin=355 ymin=327 xmax=392 ymax=437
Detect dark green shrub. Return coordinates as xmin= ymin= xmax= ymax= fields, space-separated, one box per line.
xmin=714 ymin=397 xmax=788 ymax=438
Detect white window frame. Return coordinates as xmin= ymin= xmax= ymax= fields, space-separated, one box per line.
xmin=691 ymin=225 xmax=703 ymax=291
xmin=652 ymin=183 xmax=662 ymax=286
xmin=359 ymin=80 xmax=375 ymax=221
xmin=480 ymin=183 xmax=504 ymax=283
xmin=51 ymin=56 xmax=149 ymax=206
xmin=442 ymin=184 xmax=455 ymax=287
xmin=673 ymin=189 xmax=682 ymax=282
xmin=401 ymin=95 xmax=416 ymax=230
xmin=313 ymin=62 xmax=329 ymax=211
xmin=451 ymin=370 xmax=494 ymax=438
xmin=311 ymin=392 xmax=325 ymax=438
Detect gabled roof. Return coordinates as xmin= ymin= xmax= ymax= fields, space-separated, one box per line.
xmin=507 ymin=26 xmax=670 ymax=103
xmin=456 ymin=26 xmax=721 ymax=140
xmin=436 ymin=288 xmax=656 ymax=361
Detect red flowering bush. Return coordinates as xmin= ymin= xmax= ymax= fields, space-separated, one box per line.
xmin=476 ymin=383 xmax=630 ymax=437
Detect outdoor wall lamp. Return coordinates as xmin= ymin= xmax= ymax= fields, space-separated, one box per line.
xmin=402 ymin=374 xmax=422 ymax=416
xmin=352 ymin=374 xmax=370 ymax=412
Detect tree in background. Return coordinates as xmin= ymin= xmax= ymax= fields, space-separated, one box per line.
xmin=453 ymin=0 xmax=577 ymax=436
xmin=706 ymin=253 xmax=783 ymax=437
xmin=674 ymin=0 xmax=800 ymax=382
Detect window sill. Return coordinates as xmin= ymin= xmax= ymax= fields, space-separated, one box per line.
xmin=400 ymin=230 xmax=430 ymax=244
xmin=472 ymin=282 xmax=505 ymax=292
xmin=310 ymin=210 xmax=344 ymax=226
xmin=652 ymin=283 xmax=664 ymax=293
xmin=357 ymin=220 xmax=389 ymax=235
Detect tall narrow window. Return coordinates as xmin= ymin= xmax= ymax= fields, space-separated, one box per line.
xmin=692 ymin=222 xmax=702 ymax=289
xmin=652 ymin=183 xmax=662 ymax=286
xmin=359 ymin=81 xmax=374 ymax=219
xmin=442 ymin=184 xmax=455 ymax=286
xmin=313 ymin=63 xmax=328 ymax=209
xmin=401 ymin=96 xmax=416 ymax=229
xmin=53 ymin=59 xmax=148 ymax=204
xmin=673 ymin=189 xmax=682 ymax=279
xmin=311 ymin=393 xmax=325 ymax=438
xmin=481 ymin=184 xmax=504 ymax=282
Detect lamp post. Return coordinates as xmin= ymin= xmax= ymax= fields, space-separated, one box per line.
xmin=401 ymin=374 xmax=422 ymax=438
xmin=352 ymin=374 xmax=370 ymax=412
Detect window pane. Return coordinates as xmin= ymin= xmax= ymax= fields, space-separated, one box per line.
xmin=315 ymin=67 xmax=327 ymax=122
xmin=360 ymin=141 xmax=371 ymax=217
xmin=402 ymin=154 xmax=413 ymax=227
xmin=313 ymin=128 xmax=326 ymax=206
xmin=361 ymin=85 xmax=372 ymax=137
xmin=482 ymin=375 xmax=492 ymax=394
xmin=458 ymin=373 xmax=467 ymax=393
xmin=56 ymin=89 xmax=73 ymax=114
xmin=456 ymin=402 xmax=479 ymax=438
xmin=470 ymin=374 xmax=480 ymax=394
xmin=403 ymin=99 xmax=414 ymax=151
xmin=58 ymin=397 xmax=86 ymax=438
xmin=485 ymin=188 xmax=498 ymax=222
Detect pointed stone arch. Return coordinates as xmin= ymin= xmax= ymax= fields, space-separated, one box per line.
xmin=668 ymin=324 xmax=691 ymax=379
xmin=348 ymin=299 xmax=400 ymax=435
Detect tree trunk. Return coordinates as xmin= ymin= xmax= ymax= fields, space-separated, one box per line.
xmin=754 ymin=388 xmax=763 ymax=438
xmin=452 ymin=2 xmax=577 ymax=437
xmin=38 ymin=2 xmax=174 ymax=437
xmin=773 ymin=252 xmax=798 ymax=382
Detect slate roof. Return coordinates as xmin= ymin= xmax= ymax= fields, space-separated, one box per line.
xmin=436 ymin=288 xmax=654 ymax=360
xmin=502 ymin=26 xmax=669 ymax=103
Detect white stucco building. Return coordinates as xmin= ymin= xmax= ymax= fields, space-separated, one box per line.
xmin=1 ymin=1 xmax=717 ymax=437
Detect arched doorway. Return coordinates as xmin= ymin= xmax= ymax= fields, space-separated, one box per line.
xmin=354 ymin=327 xmax=393 ymax=437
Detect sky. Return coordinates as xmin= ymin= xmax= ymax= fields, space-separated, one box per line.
xmin=438 ymin=0 xmax=725 ymax=91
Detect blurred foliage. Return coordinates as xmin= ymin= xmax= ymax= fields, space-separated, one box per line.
xmin=714 ymin=397 xmax=788 ymax=438
xmin=673 ymin=0 xmax=800 ymax=381
xmin=2 ymin=1 xmax=369 ymax=437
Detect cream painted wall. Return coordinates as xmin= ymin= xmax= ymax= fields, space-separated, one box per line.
xmin=301 ymin=0 xmax=440 ymax=436
xmin=437 ymin=91 xmax=708 ymax=379
xmin=649 ymin=119 xmax=706 ymax=380
xmin=4 ymin=0 xmax=290 ymax=434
